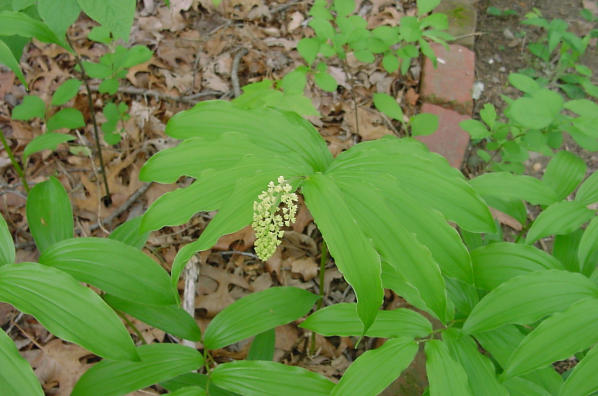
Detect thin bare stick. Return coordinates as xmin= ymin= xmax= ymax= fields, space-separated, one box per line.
xmin=182 ymin=255 xmax=200 ymax=348
xmin=66 ymin=36 xmax=111 ymax=205
xmin=89 ymin=84 xmax=224 ymax=105
xmin=232 ymin=48 xmax=248 ymax=98
xmin=0 ymin=129 xmax=29 ymax=193
xmin=89 ymin=182 xmax=153 ymax=232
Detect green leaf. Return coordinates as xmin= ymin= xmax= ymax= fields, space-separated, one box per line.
xmin=331 ymin=337 xmax=417 ymax=396
xmin=39 ymin=237 xmax=177 ymax=305
xmin=0 ymin=328 xmax=43 ymax=395
xmin=297 ymin=37 xmax=321 ymax=65
xmin=333 ymin=0 xmax=355 ymax=17
xmin=50 ymin=78 xmax=81 ymax=106
xmin=300 ymin=303 xmax=432 ymax=338
xmin=0 ymin=39 xmax=26 ymax=86
xmin=576 ymin=171 xmax=598 ymax=205
xmin=525 ymin=201 xmax=594 ymax=244
xmin=314 ymin=71 xmax=337 ymax=92
xmin=503 ymin=377 xmax=553 ymax=396
xmin=103 ymin=294 xmax=202 ymax=341
xmin=353 ymin=49 xmax=375 ymax=63
xmin=120 ymin=45 xmax=152 ymax=68
xmin=443 ymin=328 xmax=508 ymax=396
xmin=0 ymin=213 xmax=15 ymax=265
xmin=109 ymin=216 xmax=150 ymax=250
xmin=72 ymin=344 xmax=203 ymax=396
xmin=81 ymin=60 xmax=111 ymax=78
xmin=87 ymin=25 xmax=112 ymax=43
xmin=0 ymin=262 xmax=137 ymax=360
xmin=417 ymin=0 xmax=441 ymax=15
xmin=553 ymin=230 xmax=583 ymax=272
xmin=47 ymin=108 xmax=85 ymax=131
xmin=12 ymin=95 xmax=45 ymax=120
xmin=280 ymin=68 xmax=307 ymax=93
xmin=373 ymin=92 xmax=403 ymax=121
xmin=410 ymin=113 xmax=438 ymax=136
xmin=37 ymin=0 xmax=80 ymax=39
xmin=161 ymin=373 xmax=238 ymax=396
xmin=480 ymin=103 xmax=497 ymax=129
xmin=471 ymin=242 xmax=563 ymax=291
xmin=23 ymin=132 xmax=75 ymax=163
xmin=76 ymin=0 xmax=135 ymax=41
xmin=508 ymin=73 xmax=540 ymax=93
xmin=309 ymin=18 xmax=334 ymax=40
xmin=0 ymin=10 xmax=67 ymax=48
xmin=26 ymin=176 xmax=73 ymax=253
xmin=303 ymin=173 xmax=384 ymax=333
xmin=578 ymin=216 xmax=598 ymax=276
xmin=505 ymin=297 xmax=598 ymax=378
xmin=247 ymin=329 xmax=275 ymax=361
xmin=211 ymin=360 xmax=334 ymax=396
xmin=382 ymin=53 xmax=399 ymax=73
xmin=542 ymin=151 xmax=586 ymax=200
xmin=399 ymin=16 xmax=423 ymax=42
xmin=167 ymin=386 xmax=207 ymax=396
xmin=463 ymin=270 xmax=598 ymax=334
xmin=459 ymin=119 xmax=491 ymax=140
xmin=425 ymin=339 xmax=473 ymax=396
xmin=203 ymin=287 xmax=318 ymax=350
xmin=559 ymin=344 xmax=598 ymax=396
xmin=470 ymin=172 xmax=558 ymax=205
xmin=509 ymin=89 xmax=563 ymax=130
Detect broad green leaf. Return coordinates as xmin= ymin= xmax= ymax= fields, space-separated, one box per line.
xmin=39 ymin=237 xmax=177 ymax=305
xmin=553 ymin=229 xmax=583 ymax=272
xmin=309 ymin=18 xmax=334 ymax=40
xmin=12 ymin=95 xmax=45 ymax=120
xmin=0 ymin=262 xmax=137 ymax=360
xmin=576 ymin=171 xmax=598 ymax=205
xmin=72 ymin=344 xmax=204 ymax=396
xmin=98 ymin=78 xmax=119 ymax=94
xmin=443 ymin=329 xmax=508 ymax=396
xmin=0 ymin=328 xmax=43 ymax=396
xmin=333 ymin=0 xmax=355 ymax=17
xmin=559 ymin=344 xmax=598 ymax=396
xmin=525 ymin=201 xmax=594 ymax=244
xmin=203 ymin=287 xmax=318 ymax=350
xmin=425 ymin=339 xmax=473 ymax=396
xmin=279 ymin=68 xmax=307 ymax=93
xmin=400 ymin=17 xmax=422 ymax=42
xmin=542 ymin=151 xmax=586 ymax=200
xmin=247 ymin=329 xmax=275 ymax=361
xmin=161 ymin=373 xmax=238 ymax=396
xmin=471 ymin=242 xmax=563 ymax=291
xmin=37 ymin=0 xmax=80 ymax=38
xmin=47 ymin=108 xmax=85 ymax=131
xmin=51 ymin=78 xmax=81 ymax=106
xmin=0 ymin=213 xmax=14 ymax=265
xmin=103 ymin=294 xmax=201 ymax=341
xmin=578 ymin=216 xmax=598 ymax=275
xmin=505 ymin=297 xmax=598 ymax=378
xmin=26 ymin=176 xmax=73 ymax=253
xmin=503 ymin=377 xmax=552 ymax=396
xmin=470 ymin=172 xmax=558 ymax=205
xmin=119 ymin=45 xmax=152 ymax=68
xmin=23 ymin=132 xmax=75 ymax=163
xmin=463 ymin=270 xmax=598 ymax=334
xmin=417 ymin=0 xmax=441 ymax=15
xmin=331 ymin=337 xmax=417 ymax=396
xmin=314 ymin=71 xmax=337 ymax=92
xmin=373 ymin=92 xmax=403 ymax=121
xmin=167 ymin=386 xmax=207 ymax=396
xmin=109 ymin=216 xmax=150 ymax=249
xmin=300 ymin=303 xmax=432 ymax=338
xmin=81 ymin=60 xmax=111 ymax=79
xmin=480 ymin=103 xmax=497 ymax=129
xmin=332 ymin=182 xmax=449 ymax=321
xmin=211 ymin=360 xmax=334 ymax=396
xmin=87 ymin=25 xmax=111 ymax=43
xmin=303 ymin=173 xmax=384 ymax=333
xmin=0 ymin=11 xmax=67 ymax=48
xmin=0 ymin=39 xmax=26 ymax=86
xmin=327 ymin=136 xmax=495 ymax=233
xmin=509 ymin=89 xmax=563 ymax=130
xmin=382 ymin=53 xmax=399 ymax=73
xmin=297 ymin=37 xmax=321 ymax=65
xmin=459 ymin=119 xmax=491 ymax=140
xmin=76 ymin=0 xmax=135 ymax=41
xmin=508 ymin=73 xmax=540 ymax=94
xmin=410 ymin=113 xmax=438 ymax=136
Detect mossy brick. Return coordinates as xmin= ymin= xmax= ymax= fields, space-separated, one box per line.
xmin=415 ymin=103 xmax=470 ymax=169
xmin=420 ymin=43 xmax=475 ymax=115
xmin=435 ymin=0 xmax=478 ymax=49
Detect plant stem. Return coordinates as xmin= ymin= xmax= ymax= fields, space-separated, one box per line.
xmin=116 ymin=309 xmax=147 ymax=345
xmin=0 ymin=129 xmax=29 ymax=193
xmin=310 ymin=240 xmax=328 ymax=356
xmin=66 ymin=36 xmax=112 ymax=206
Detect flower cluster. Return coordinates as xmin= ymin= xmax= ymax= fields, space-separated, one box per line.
xmin=252 ymin=176 xmax=298 ymax=261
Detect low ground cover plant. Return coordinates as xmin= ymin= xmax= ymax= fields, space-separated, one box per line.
xmin=1 ymin=1 xmax=598 ymax=396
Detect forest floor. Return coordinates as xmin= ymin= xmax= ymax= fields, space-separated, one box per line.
xmin=0 ymin=0 xmax=597 ymax=395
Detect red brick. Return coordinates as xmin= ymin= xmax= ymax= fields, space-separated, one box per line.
xmin=420 ymin=43 xmax=475 ymax=114
xmin=415 ymin=103 xmax=470 ymax=169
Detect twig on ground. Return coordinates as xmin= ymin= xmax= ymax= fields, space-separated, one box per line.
xmin=219 ymin=250 xmax=259 ymax=259
xmin=89 ymin=84 xmax=225 ymax=105
xmin=271 ymin=0 xmax=302 ymax=14
xmin=232 ymin=48 xmax=249 ymax=98
xmin=450 ymin=32 xmax=484 ymax=41
xmin=182 ymin=255 xmax=200 ymax=348
xmin=89 ymin=182 xmax=153 ymax=233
